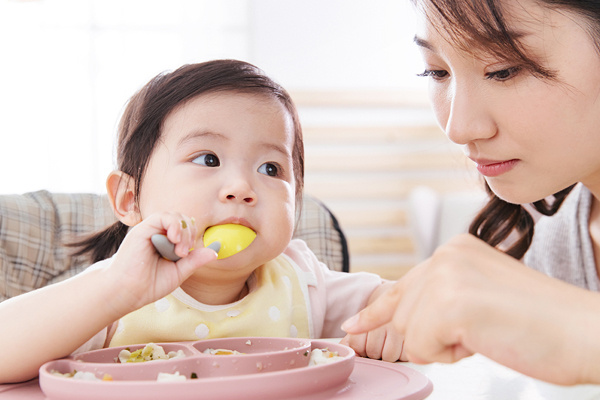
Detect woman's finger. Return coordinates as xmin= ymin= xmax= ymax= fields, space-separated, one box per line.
xmin=341 ymin=279 xmax=408 ymax=334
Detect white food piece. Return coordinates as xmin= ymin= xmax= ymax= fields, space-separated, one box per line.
xmin=308 ymin=348 xmax=342 ymax=366
xmin=157 ymin=371 xmax=186 ymax=382
xmin=51 ymin=370 xmax=102 ymax=380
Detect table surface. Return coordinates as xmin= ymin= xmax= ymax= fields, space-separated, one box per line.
xmin=3 ymin=353 xmax=600 ymax=399
xmin=409 ymin=353 xmax=600 ymax=400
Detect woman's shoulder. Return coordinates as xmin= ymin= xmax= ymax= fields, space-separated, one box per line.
xmin=524 ymin=183 xmax=593 ymax=284
xmin=531 ymin=183 xmax=590 ymax=234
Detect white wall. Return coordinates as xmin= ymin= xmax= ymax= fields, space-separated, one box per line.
xmin=250 ymin=0 xmax=423 ymax=91
xmin=0 ymin=0 xmax=427 ymax=195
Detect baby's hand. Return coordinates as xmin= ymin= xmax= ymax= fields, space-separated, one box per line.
xmin=103 ymin=212 xmax=218 ymax=313
xmin=340 ymin=323 xmax=407 ymax=362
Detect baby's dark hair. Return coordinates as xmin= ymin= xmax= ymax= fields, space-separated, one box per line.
xmin=74 ymin=59 xmax=304 ymax=263
xmin=413 ymin=0 xmax=600 ymax=258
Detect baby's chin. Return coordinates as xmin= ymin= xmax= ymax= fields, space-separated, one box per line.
xmin=195 ymin=248 xmax=270 ymax=273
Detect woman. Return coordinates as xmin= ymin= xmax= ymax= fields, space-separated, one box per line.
xmin=342 ymin=0 xmax=600 ymax=385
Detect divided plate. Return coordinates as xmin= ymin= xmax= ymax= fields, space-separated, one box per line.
xmin=39 ymin=338 xmax=354 ymax=400
xmin=40 ymin=337 xmax=432 ymax=400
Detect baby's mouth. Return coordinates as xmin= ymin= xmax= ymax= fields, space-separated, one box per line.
xmin=202 ymin=224 xmax=256 ymax=259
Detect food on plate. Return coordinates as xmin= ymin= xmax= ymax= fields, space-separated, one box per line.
xmin=308 ymin=348 xmax=342 ymax=366
xmin=155 ymin=371 xmax=199 ymax=381
xmin=156 ymin=371 xmax=186 ymax=382
xmin=203 ymin=224 xmax=256 ymax=259
xmin=202 ymin=348 xmax=244 ymax=355
xmin=52 ymin=369 xmax=198 ymax=382
xmin=117 ymin=343 xmax=185 ymax=363
xmin=51 ymin=370 xmax=113 ymax=381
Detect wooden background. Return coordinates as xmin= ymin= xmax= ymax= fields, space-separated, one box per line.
xmin=293 ymin=90 xmax=487 ymax=279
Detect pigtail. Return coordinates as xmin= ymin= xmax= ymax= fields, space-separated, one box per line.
xmin=469 ymin=183 xmax=575 ymax=259
xmin=69 ymin=221 xmax=129 ymax=264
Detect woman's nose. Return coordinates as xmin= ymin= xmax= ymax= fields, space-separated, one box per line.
xmin=442 ymin=83 xmax=497 ymax=145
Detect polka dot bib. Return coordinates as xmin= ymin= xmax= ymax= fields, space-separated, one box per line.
xmin=109 ymin=253 xmax=312 ymax=347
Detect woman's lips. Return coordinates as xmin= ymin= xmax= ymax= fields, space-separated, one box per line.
xmin=473 ymin=159 xmax=519 ymax=177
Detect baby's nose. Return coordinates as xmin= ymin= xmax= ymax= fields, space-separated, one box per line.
xmin=220 ymin=178 xmax=257 ymax=205
xmin=225 ymin=193 xmax=255 ymax=204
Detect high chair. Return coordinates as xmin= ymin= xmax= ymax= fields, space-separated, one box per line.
xmin=0 ymin=191 xmax=349 ymax=301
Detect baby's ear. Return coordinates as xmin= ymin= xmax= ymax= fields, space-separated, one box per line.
xmin=106 ymin=170 xmax=142 ymax=226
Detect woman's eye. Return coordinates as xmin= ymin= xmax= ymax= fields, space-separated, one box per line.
xmin=485 ymin=66 xmax=522 ymax=81
xmin=192 ymin=153 xmax=220 ymax=167
xmin=417 ymin=69 xmax=449 ymax=80
xmin=258 ymin=162 xmax=279 ymax=177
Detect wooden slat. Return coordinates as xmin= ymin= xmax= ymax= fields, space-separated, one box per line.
xmin=347 ymin=233 xmax=414 ymax=256
xmin=305 ymin=150 xmax=470 ymax=172
xmin=350 ymin=254 xmax=417 ymax=280
xmin=304 ymin=174 xmax=482 ymax=201
xmin=302 ymin=125 xmax=444 ymax=142
xmin=324 ymin=203 xmax=408 ymax=229
xmin=290 ymin=90 xmax=430 ymax=108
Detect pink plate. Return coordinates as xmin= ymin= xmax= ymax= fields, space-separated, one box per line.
xmin=39 ymin=338 xmax=432 ymax=400
xmin=293 ymin=358 xmax=433 ymax=400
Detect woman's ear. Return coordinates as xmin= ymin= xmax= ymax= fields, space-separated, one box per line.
xmin=106 ymin=170 xmax=142 ymax=227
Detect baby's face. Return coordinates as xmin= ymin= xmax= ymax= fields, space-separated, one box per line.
xmin=138 ymin=91 xmax=297 ymax=269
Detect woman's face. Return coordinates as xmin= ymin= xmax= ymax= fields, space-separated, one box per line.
xmin=415 ymin=0 xmax=600 ymax=203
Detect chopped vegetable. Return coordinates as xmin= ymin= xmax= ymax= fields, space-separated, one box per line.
xmin=118 ymin=343 xmax=185 ymax=363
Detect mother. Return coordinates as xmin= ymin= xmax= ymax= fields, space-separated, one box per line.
xmin=343 ymin=0 xmax=600 ymax=385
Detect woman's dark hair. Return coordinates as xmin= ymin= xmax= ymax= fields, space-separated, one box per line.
xmin=414 ymin=0 xmax=600 ymax=258
xmin=73 ymin=59 xmax=304 ymax=263
xmin=469 ymin=182 xmax=575 ymax=259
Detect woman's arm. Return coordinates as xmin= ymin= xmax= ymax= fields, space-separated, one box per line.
xmin=342 ymin=233 xmax=600 ymax=385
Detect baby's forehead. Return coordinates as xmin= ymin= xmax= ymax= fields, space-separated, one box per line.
xmin=167 ymin=91 xmax=290 ymax=123
xmin=161 ymin=92 xmax=294 ymax=147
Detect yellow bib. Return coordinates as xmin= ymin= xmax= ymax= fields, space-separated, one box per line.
xmin=109 ymin=254 xmax=311 ymax=347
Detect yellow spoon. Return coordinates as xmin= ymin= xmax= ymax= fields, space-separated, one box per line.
xmin=203 ymin=224 xmax=256 ymax=259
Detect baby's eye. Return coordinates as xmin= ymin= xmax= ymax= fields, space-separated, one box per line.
xmin=192 ymin=153 xmax=220 ymax=167
xmin=417 ymin=69 xmax=449 ymax=80
xmin=258 ymin=162 xmax=279 ymax=177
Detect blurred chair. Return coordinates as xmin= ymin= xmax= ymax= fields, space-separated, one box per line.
xmin=0 ymin=191 xmax=348 ymax=301
xmin=409 ymin=186 xmax=487 ymax=261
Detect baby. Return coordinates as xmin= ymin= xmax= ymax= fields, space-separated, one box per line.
xmin=0 ymin=60 xmax=401 ymax=383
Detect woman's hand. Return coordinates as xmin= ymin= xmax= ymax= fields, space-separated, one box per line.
xmin=342 ymin=233 xmax=600 ymax=385
xmin=105 ymin=212 xmax=218 ymax=314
